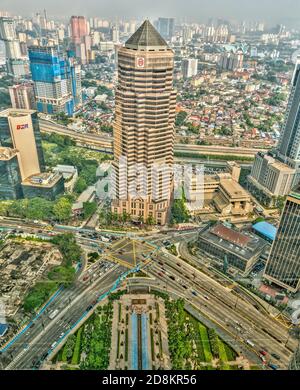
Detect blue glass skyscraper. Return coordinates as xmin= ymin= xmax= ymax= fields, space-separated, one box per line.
xmin=28 ymin=46 xmax=81 ymax=116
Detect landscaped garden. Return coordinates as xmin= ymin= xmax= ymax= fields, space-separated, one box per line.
xmin=51 ymin=301 xmax=113 ymax=370
xmin=158 ymin=293 xmax=238 ymax=370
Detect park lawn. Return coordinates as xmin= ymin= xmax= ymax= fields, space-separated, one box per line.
xmin=218 ymin=339 xmax=231 ymax=370
xmin=224 ymin=342 xmax=237 ymax=362
xmin=198 ymin=323 xmax=213 ymax=362
xmin=71 ymin=327 xmax=83 ymax=365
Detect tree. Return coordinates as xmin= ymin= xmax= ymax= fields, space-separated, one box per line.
xmin=53 ymin=197 xmax=72 ymax=222
xmin=83 ymin=201 xmax=97 ymax=219
xmin=175 ymin=111 xmax=188 ymax=127
xmin=25 ymin=198 xmax=53 ymax=220
xmin=74 ymin=177 xmax=88 ymax=194
xmin=171 ymin=197 xmax=190 ymax=224
xmin=146 ymin=216 xmax=155 ymax=225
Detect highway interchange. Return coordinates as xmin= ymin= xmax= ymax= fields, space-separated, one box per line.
xmin=0 ymin=217 xmax=298 ymax=370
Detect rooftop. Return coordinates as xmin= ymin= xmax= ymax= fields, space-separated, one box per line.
xmin=125 ymin=20 xmax=168 ymax=51
xmin=211 ymin=224 xmax=250 ymax=248
xmin=0 ymin=108 xmax=36 ymax=118
xmin=0 ymin=147 xmax=18 ymax=161
xmin=200 ymin=223 xmax=267 ymax=261
xmin=219 ymin=178 xmax=250 ymax=199
xmin=252 ymin=221 xmax=277 ymax=241
xmin=22 ymin=172 xmax=62 ymax=187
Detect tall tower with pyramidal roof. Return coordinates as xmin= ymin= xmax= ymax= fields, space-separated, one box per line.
xmin=112 ymin=20 xmax=176 ymax=225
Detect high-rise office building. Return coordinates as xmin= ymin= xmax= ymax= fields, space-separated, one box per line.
xmin=264 ymin=185 xmax=300 ymax=292
xmin=70 ymin=16 xmax=88 ymax=44
xmin=112 ymin=20 xmax=176 ymax=225
xmin=28 ymin=46 xmax=81 ymax=115
xmin=247 ymin=152 xmax=295 ymax=206
xmin=0 ymin=147 xmax=23 ymax=199
xmin=9 ymin=83 xmax=35 ymax=110
xmin=110 ymin=26 xmax=120 ymax=43
xmin=0 ymin=16 xmax=27 ymax=77
xmin=155 ymin=18 xmax=175 ymax=41
xmin=276 ymin=58 xmax=300 ymax=178
xmin=0 ymin=108 xmax=45 ymax=179
xmin=0 ymin=108 xmax=64 ymax=200
xmin=182 ymin=58 xmax=198 ymax=79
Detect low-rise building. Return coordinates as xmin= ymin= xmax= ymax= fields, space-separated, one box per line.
xmin=213 ymin=178 xmax=253 ymax=216
xmin=198 ymin=223 xmax=268 ymax=274
xmin=21 ymin=172 xmax=64 ymax=200
xmin=72 ymin=185 xmax=96 ymax=215
xmin=53 ymin=165 xmax=78 ymax=193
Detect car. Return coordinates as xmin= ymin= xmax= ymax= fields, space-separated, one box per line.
xmin=271 ymin=353 xmax=281 ymax=360
xmin=260 ymin=350 xmax=267 ymax=356
xmin=191 ymin=291 xmax=197 ymax=296
xmin=268 ymin=363 xmax=278 ymax=370
xmin=50 ymin=342 xmax=57 ymax=350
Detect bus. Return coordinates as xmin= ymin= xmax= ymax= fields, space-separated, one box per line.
xmin=48 ymin=309 xmax=59 ymax=320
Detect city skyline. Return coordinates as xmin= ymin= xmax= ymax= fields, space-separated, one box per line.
xmin=1 ymin=1 xmax=300 ymax=374
xmin=1 ymin=0 xmax=300 ymax=27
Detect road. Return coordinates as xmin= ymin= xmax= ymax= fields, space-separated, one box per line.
xmin=39 ymin=119 xmax=265 ymax=158
xmin=1 ymin=264 xmax=126 ymax=370
xmin=142 ymin=248 xmax=297 ymax=369
xmin=0 ymin=217 xmax=296 ymax=370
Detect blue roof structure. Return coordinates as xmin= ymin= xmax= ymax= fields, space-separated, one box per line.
xmin=0 ymin=323 xmax=8 ymax=337
xmin=253 ymin=221 xmax=277 ymax=241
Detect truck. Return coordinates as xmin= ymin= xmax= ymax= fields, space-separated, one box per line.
xmin=48 ymin=309 xmax=59 ymax=320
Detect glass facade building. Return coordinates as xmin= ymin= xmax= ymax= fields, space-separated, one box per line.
xmin=21 ymin=175 xmax=65 ymax=201
xmin=28 ymin=46 xmax=81 ymax=116
xmin=0 ymin=151 xmax=23 ymax=199
xmin=264 ymin=186 xmax=300 ymax=292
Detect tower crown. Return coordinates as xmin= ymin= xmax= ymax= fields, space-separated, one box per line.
xmin=125 ymin=20 xmax=168 ymax=51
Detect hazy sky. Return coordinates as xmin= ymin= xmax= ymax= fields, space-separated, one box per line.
xmin=1 ymin=0 xmax=300 ymax=26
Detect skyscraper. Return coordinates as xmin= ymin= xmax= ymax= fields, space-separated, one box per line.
xmin=9 ymin=83 xmax=35 ymax=110
xmin=0 ymin=108 xmax=64 ymax=201
xmin=277 ymin=58 xmax=300 ymax=178
xmin=70 ymin=16 xmax=88 ymax=44
xmin=0 ymin=108 xmax=45 ymax=179
xmin=112 ymin=20 xmax=176 ymax=225
xmin=218 ymin=50 xmax=244 ymax=71
xmin=0 ymin=16 xmax=28 ymax=77
xmin=0 ymin=147 xmax=23 ymax=199
xmin=182 ymin=58 xmax=198 ymax=79
xmin=264 ymin=184 xmax=300 ymax=292
xmin=155 ymin=18 xmax=175 ymax=41
xmin=28 ymin=46 xmax=81 ymax=115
